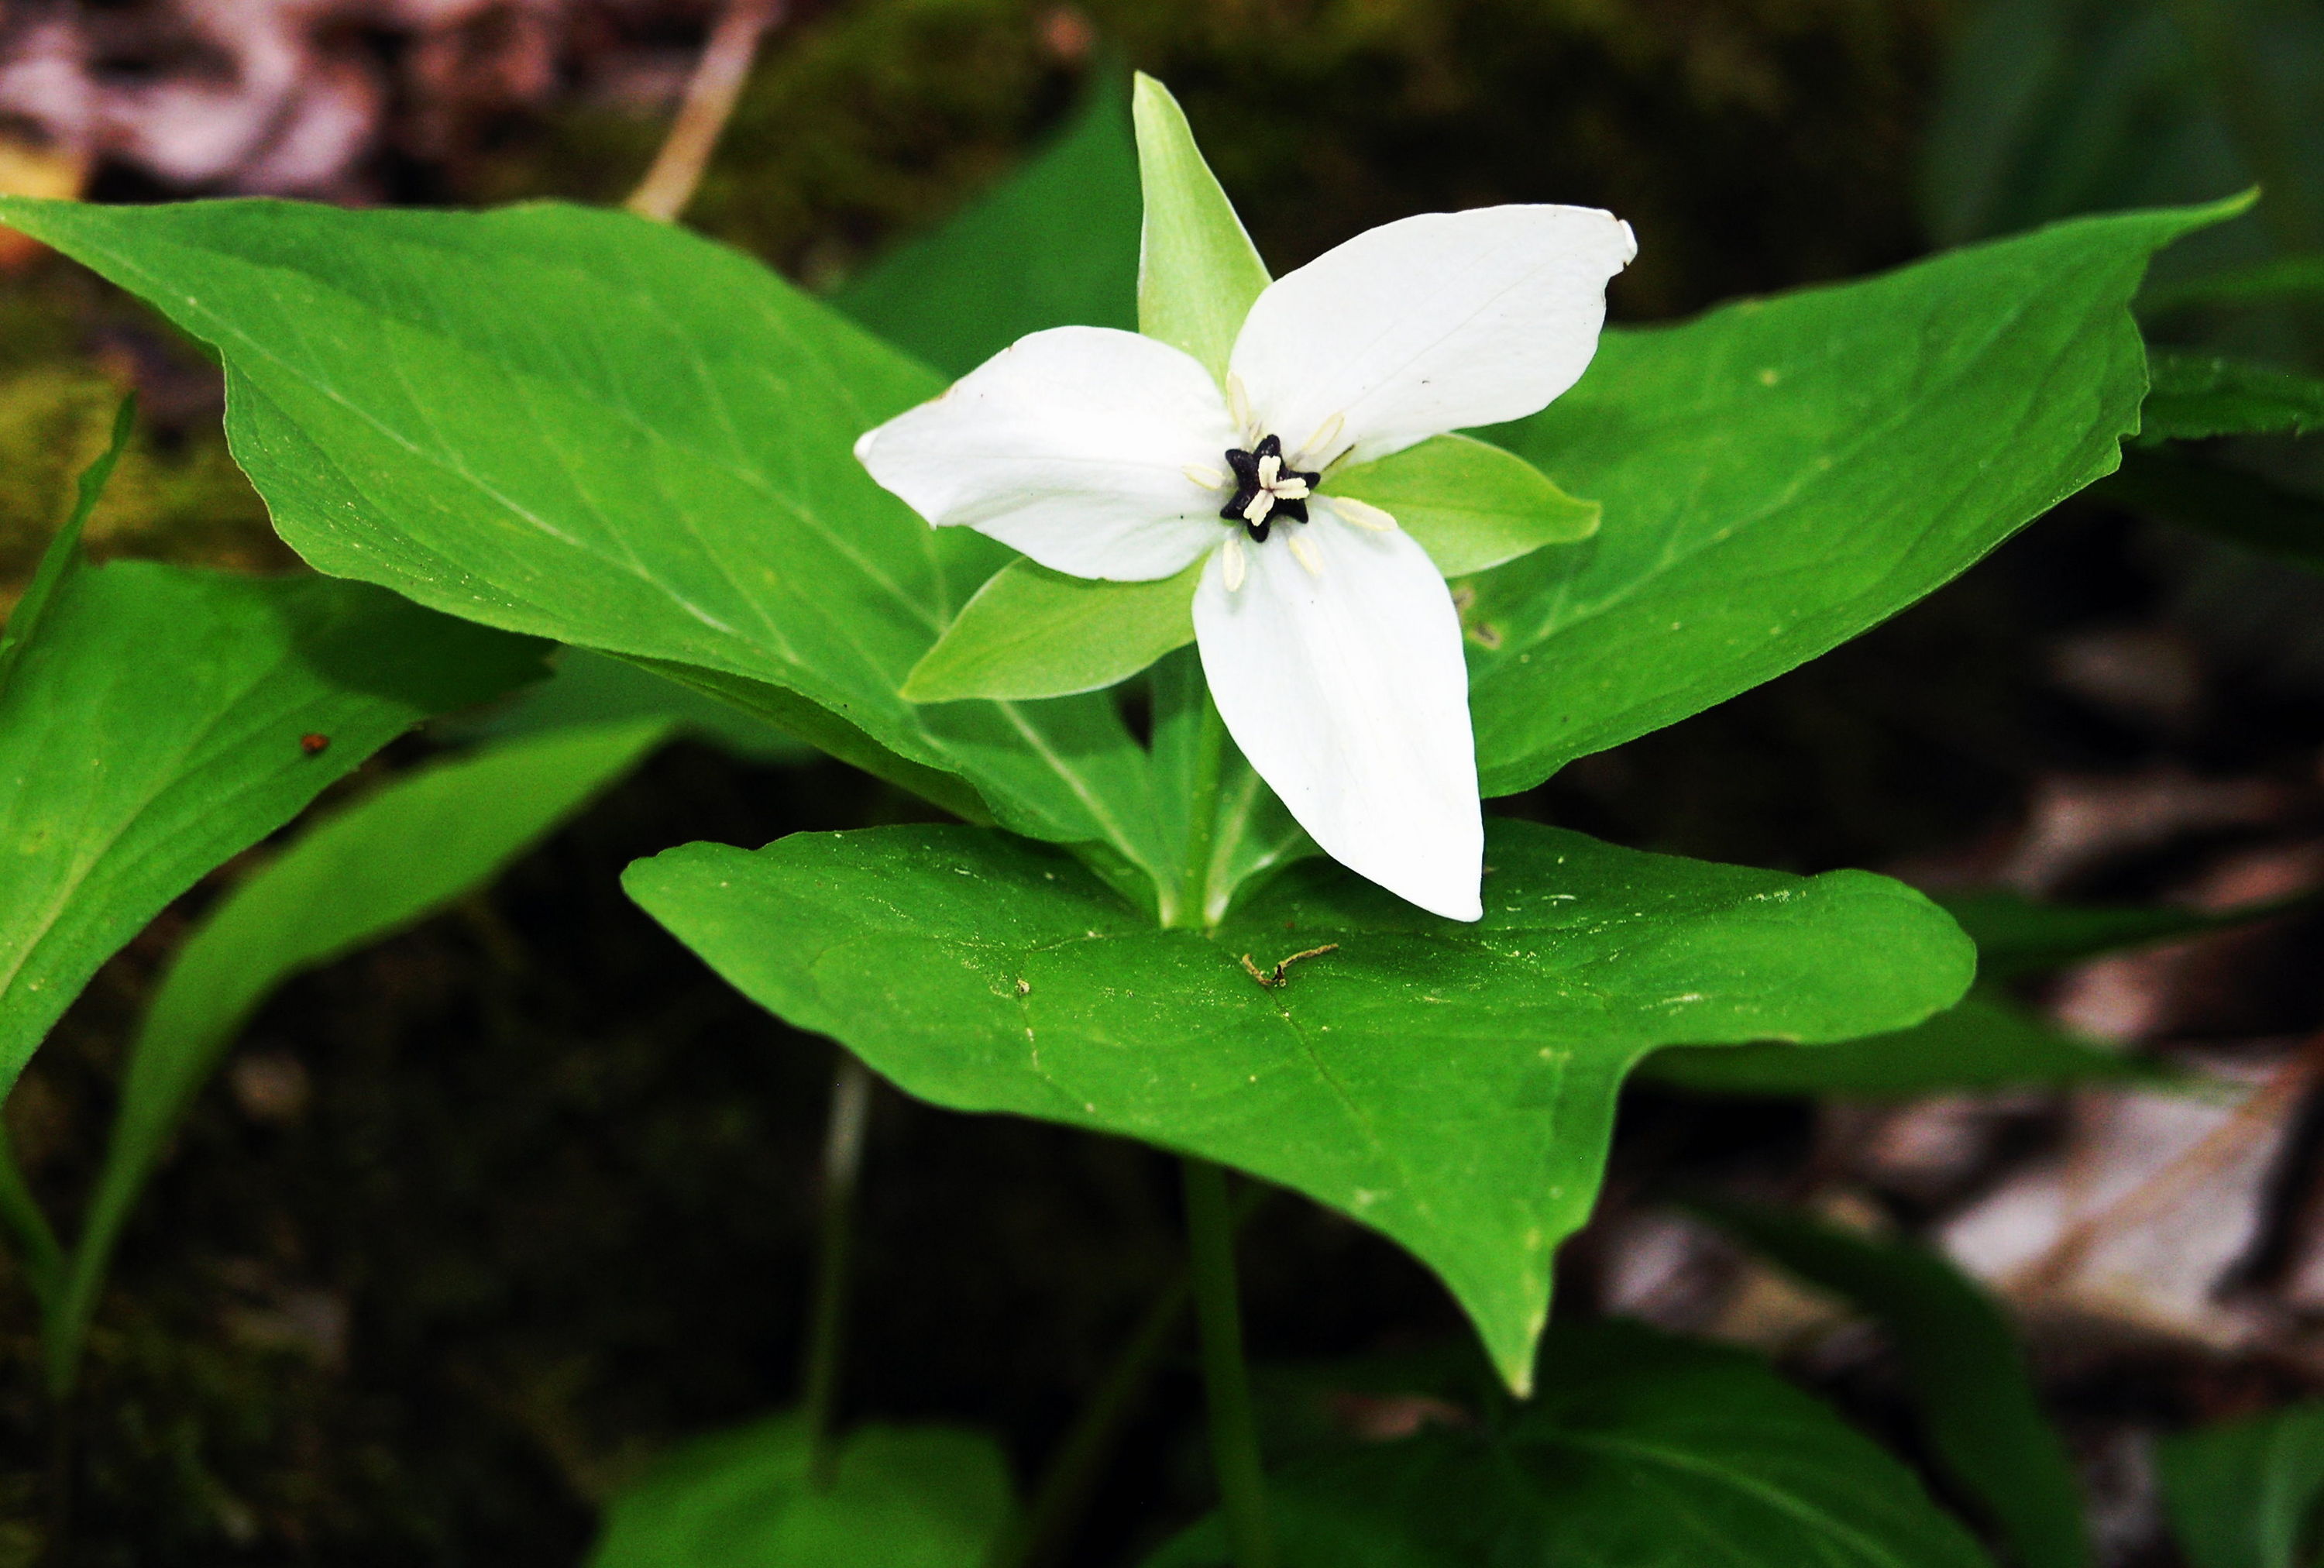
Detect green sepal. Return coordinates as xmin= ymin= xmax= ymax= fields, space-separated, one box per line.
xmin=1133 ymin=73 xmax=1269 ymax=383
xmin=903 ymin=556 xmax=1199 ymax=703
xmin=1331 ymin=434 xmax=1600 ymax=577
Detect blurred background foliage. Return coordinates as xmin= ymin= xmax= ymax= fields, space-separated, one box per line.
xmin=2 ymin=1 xmax=2323 ymax=1564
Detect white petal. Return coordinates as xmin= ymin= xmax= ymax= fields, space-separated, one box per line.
xmin=1194 ymin=504 xmax=1483 ymax=920
xmin=1228 ymin=206 xmax=1635 ymax=468
xmin=855 ymin=326 xmax=1241 ymax=581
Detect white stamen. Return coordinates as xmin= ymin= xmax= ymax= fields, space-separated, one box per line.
xmin=1242 ymin=490 xmax=1275 ymax=526
xmin=1222 ymin=535 xmax=1247 ymax=592
xmin=1183 ymin=463 xmax=1228 ymax=490
xmin=1226 ymin=373 xmax=1254 ymax=442
xmin=1286 ymin=531 xmax=1325 ymax=578
xmin=1330 ymin=496 xmax=1396 ymax=531
xmin=1256 ymin=451 xmax=1281 ymax=488
xmin=1294 ymin=412 xmax=1345 ymax=468
xmin=1272 ymin=474 xmax=1311 ymax=500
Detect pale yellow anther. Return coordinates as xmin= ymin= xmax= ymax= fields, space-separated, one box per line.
xmin=1331 ymin=496 xmax=1396 ymax=531
xmin=1221 ymin=535 xmax=1248 ymax=592
xmin=1184 ymin=463 xmax=1228 ymax=490
xmin=1227 ymin=374 xmax=1255 ymax=443
xmin=1242 ymin=490 xmax=1275 ymax=526
xmin=1286 ymin=531 xmax=1325 ymax=578
xmin=1294 ymin=412 xmax=1345 ymax=468
xmin=1273 ymin=474 xmax=1311 ymax=500
xmin=1256 ymin=451 xmax=1281 ymax=488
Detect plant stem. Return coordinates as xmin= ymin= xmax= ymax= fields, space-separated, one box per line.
xmin=44 ymin=1401 xmax=71 ymax=1566
xmin=1172 ymin=693 xmax=1229 ymax=930
xmin=992 ymin=1181 xmax=1270 ymax=1568
xmin=802 ymin=1051 xmax=873 ymax=1487
xmin=626 ymin=0 xmax=786 ymax=224
xmin=0 ymin=1125 xmax=63 ymax=1312
xmin=990 ymin=1275 xmax=1189 ymax=1568
xmin=1181 ymin=1158 xmax=1276 ymax=1568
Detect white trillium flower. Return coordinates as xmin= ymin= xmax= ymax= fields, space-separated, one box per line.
xmin=855 ymin=205 xmax=1636 ymax=922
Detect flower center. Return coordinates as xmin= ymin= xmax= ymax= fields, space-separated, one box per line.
xmin=1221 ymin=435 xmax=1318 ymax=542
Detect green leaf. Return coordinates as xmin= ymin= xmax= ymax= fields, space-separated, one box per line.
xmin=1642 ymin=988 xmax=2173 ymax=1098
xmin=2138 ymin=351 xmax=2324 ymax=444
xmin=1133 ymin=73 xmax=1270 ymax=383
xmin=1146 ymin=1321 xmax=1994 ymax=1568
xmin=1917 ymin=0 xmax=2287 ymax=254
xmin=2157 ymin=1403 xmax=2324 ymax=1568
xmin=0 ymin=558 xmax=543 ymax=1103
xmin=832 ymin=69 xmax=1140 ymax=378
xmin=2145 ymin=255 xmax=2324 ymax=317
xmin=0 ymin=1126 xmax=63 ymax=1312
xmin=1468 ymin=201 xmax=2241 ymax=797
xmin=1941 ymin=885 xmax=2322 ymax=980
xmin=465 ymin=648 xmax=810 ymax=763
xmin=2101 ymin=445 xmax=2324 ymax=574
xmin=0 ymin=197 xmax=1189 ymax=907
xmin=0 ymin=394 xmax=132 ymax=700
xmin=589 ymin=1413 xmax=1013 ymax=1568
xmin=903 ymin=558 xmax=1198 ymax=703
xmin=1329 ymin=434 xmax=1600 ymax=579
xmin=1694 ymin=1201 xmax=2088 ymax=1568
xmin=1643 ymin=886 xmax=2306 ymax=1098
xmin=624 ymin=819 xmax=1973 ymax=1390
xmin=47 ymin=720 xmax=666 ymax=1393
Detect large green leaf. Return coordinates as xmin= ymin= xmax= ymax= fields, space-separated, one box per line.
xmin=0 ymin=547 xmax=542 ymax=1101
xmin=2157 ymin=1403 xmax=2324 ymax=1568
xmin=46 ymin=720 xmax=666 ymax=1391
xmin=1466 ymin=201 xmax=2236 ymax=796
xmin=831 ymin=70 xmax=1139 ymax=379
xmin=0 ymin=197 xmax=1190 ymax=910
xmin=466 ymin=647 xmax=807 ymax=762
xmin=624 ymin=820 xmax=1972 ymax=1389
xmin=589 ymin=1413 xmax=1013 ymax=1568
xmin=1696 ymin=1202 xmax=2087 ymax=1568
xmin=1147 ymin=1322 xmax=1993 ymax=1568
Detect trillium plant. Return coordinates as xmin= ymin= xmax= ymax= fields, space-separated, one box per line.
xmin=858 ymin=202 xmax=1635 ymax=919
xmin=0 ymin=56 xmax=2257 ymax=1568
